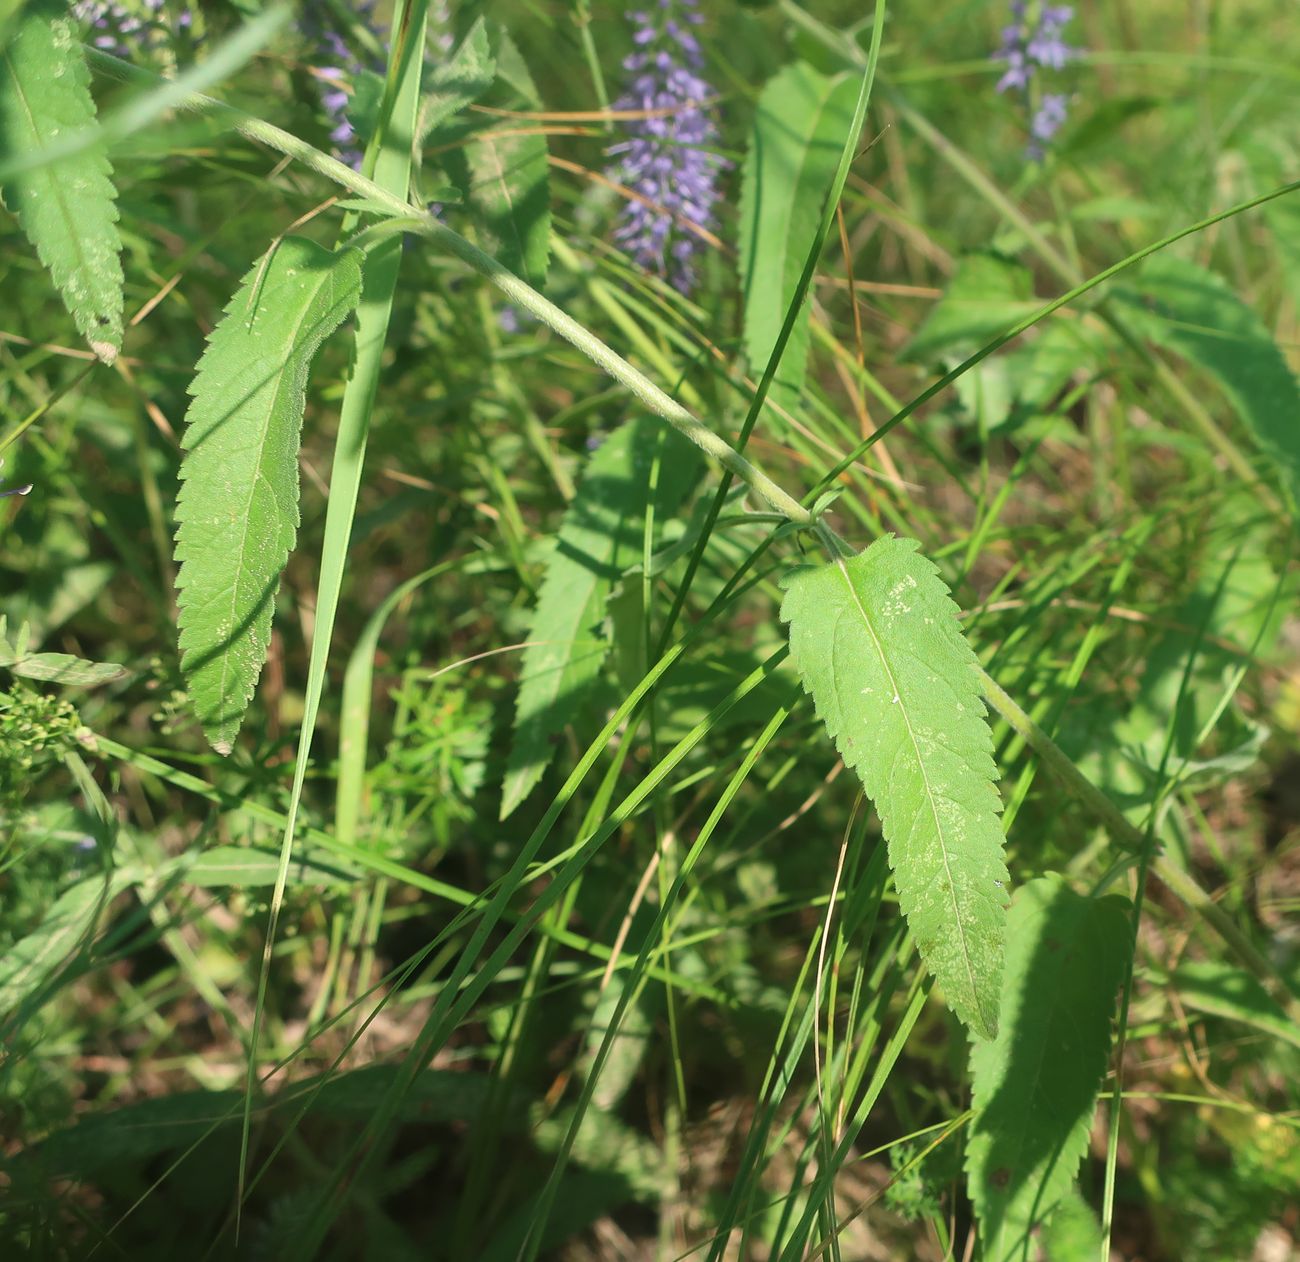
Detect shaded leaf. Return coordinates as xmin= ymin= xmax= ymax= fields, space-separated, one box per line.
xmin=183 ymin=844 xmax=361 ymax=889
xmin=417 ymin=16 xmax=495 ymax=144
xmin=465 ymin=126 xmax=550 ymax=286
xmin=1114 ymin=256 xmax=1300 ymax=512
xmin=501 ymin=418 xmax=698 ymax=818
xmin=173 ymin=237 xmax=363 ymax=753
xmin=966 ymin=876 xmax=1130 ymax=1262
xmin=0 ymin=1 xmax=123 ymax=361
xmin=738 ymin=61 xmax=858 ymax=398
xmin=0 ymin=872 xmax=132 ymax=1020
xmin=902 ymin=253 xmax=1038 ymax=363
xmin=1171 ymin=959 xmax=1300 ymax=1051
xmin=780 ymin=535 xmax=1009 ymax=1036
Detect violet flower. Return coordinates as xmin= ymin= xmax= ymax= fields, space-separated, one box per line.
xmin=606 ymin=0 xmax=724 ymax=294
xmin=73 ymin=0 xmax=199 ymax=62
xmin=298 ymin=0 xmax=387 ymax=169
xmin=993 ymin=2 xmax=1078 ymax=160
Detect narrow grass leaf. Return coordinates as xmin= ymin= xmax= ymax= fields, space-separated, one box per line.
xmin=779 ymin=534 xmax=1009 ymax=1037
xmin=173 ymin=237 xmax=363 ymax=753
xmin=965 ymin=876 xmax=1130 ymax=1262
xmin=0 ymin=0 xmax=123 ymax=361
xmin=1115 ymin=256 xmax=1300 ymax=512
xmin=183 ymin=844 xmax=361 ymax=888
xmin=501 ymin=417 xmax=697 ymax=817
xmin=738 ymin=61 xmax=858 ymax=399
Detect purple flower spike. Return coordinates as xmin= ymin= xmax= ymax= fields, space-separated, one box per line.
xmin=73 ymin=0 xmax=202 ymax=62
xmin=992 ymin=2 xmax=1079 ymax=161
xmin=605 ymin=0 xmax=725 ymax=294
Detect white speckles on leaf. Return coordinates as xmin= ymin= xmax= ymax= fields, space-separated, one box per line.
xmin=780 ymin=534 xmax=1009 ymax=1039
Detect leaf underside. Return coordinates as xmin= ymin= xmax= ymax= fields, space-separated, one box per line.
xmin=1115 ymin=255 xmax=1300 ymax=513
xmin=966 ymin=876 xmax=1130 ymax=1262
xmin=501 ymin=417 xmax=698 ymax=818
xmin=780 ymin=534 xmax=1009 ymax=1037
xmin=0 ymin=1 xmax=123 ymax=360
xmin=173 ymin=237 xmax=364 ymax=754
xmin=738 ymin=61 xmax=858 ymax=401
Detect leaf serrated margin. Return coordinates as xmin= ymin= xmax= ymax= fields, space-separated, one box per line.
xmin=780 ymin=534 xmax=1009 ymax=1037
xmin=0 ymin=1 xmax=123 ymax=360
xmin=965 ymin=876 xmax=1130 ymax=1261
xmin=173 ymin=237 xmax=364 ymax=753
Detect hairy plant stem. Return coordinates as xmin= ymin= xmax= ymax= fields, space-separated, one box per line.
xmin=86 ymin=39 xmax=1297 ymax=1038
xmin=85 ymin=46 xmax=815 ymax=529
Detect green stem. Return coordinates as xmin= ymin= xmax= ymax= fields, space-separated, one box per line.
xmin=84 ymin=46 xmax=815 ymax=529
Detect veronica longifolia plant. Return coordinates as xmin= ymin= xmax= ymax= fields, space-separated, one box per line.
xmin=606 ymin=0 xmax=724 ymax=293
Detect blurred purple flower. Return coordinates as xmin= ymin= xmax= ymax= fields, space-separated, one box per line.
xmin=606 ymin=0 xmax=724 ymax=294
xmin=993 ymin=2 xmax=1078 ymax=160
xmin=299 ymin=0 xmax=387 ymax=169
xmin=73 ymin=0 xmax=200 ymax=61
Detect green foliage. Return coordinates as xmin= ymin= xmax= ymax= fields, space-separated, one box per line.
xmin=172 ymin=237 xmax=363 ymax=754
xmin=417 ymin=17 xmax=495 ymax=146
xmin=0 ymin=0 xmax=123 ymax=361
xmin=502 ymin=417 xmax=698 ymax=817
xmin=739 ymin=61 xmax=858 ymax=398
xmin=966 ymin=877 xmax=1130 ymax=1262
xmin=780 ymin=535 xmax=1009 ymax=1038
xmin=1171 ymin=959 xmax=1300 ymax=1051
xmin=457 ymin=29 xmax=549 ymax=287
xmin=1115 ymin=255 xmax=1300 ymax=514
xmin=0 ymin=618 xmax=124 ymax=686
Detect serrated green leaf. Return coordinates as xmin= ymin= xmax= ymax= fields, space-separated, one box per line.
xmin=0 ymin=1 xmax=123 ymax=361
xmin=779 ymin=534 xmax=1009 ymax=1037
xmin=739 ymin=62 xmax=858 ymax=400
xmin=965 ymin=877 xmax=1130 ymax=1262
xmin=501 ymin=418 xmax=698 ymax=818
xmin=173 ymin=237 xmax=363 ymax=754
xmin=1038 ymin=1185 xmax=1105 ymax=1262
xmin=417 ymin=16 xmax=495 ymax=145
xmin=1114 ymin=256 xmax=1300 ymax=512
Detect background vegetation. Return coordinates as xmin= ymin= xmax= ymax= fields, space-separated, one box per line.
xmin=2 ymin=1 xmax=1298 ymax=1259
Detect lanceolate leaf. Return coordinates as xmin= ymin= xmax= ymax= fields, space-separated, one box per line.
xmin=501 ymin=418 xmax=697 ymax=818
xmin=965 ymin=877 xmax=1130 ymax=1262
xmin=174 ymin=237 xmax=363 ymax=754
xmin=1114 ymin=256 xmax=1300 ymax=512
xmin=780 ymin=535 xmax=1009 ymax=1037
xmin=0 ymin=1 xmax=123 ymax=361
xmin=738 ymin=62 xmax=858 ymax=399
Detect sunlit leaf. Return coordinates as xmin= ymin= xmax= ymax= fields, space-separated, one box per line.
xmin=0 ymin=0 xmax=123 ymax=361
xmin=780 ymin=534 xmax=1009 ymax=1037
xmin=738 ymin=61 xmax=858 ymax=399
xmin=173 ymin=237 xmax=363 ymax=753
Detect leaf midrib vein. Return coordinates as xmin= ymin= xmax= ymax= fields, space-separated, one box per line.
xmin=832 ymin=553 xmax=982 ymax=1024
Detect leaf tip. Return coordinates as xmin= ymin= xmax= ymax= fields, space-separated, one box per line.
xmin=90 ymin=339 xmax=118 ymax=365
